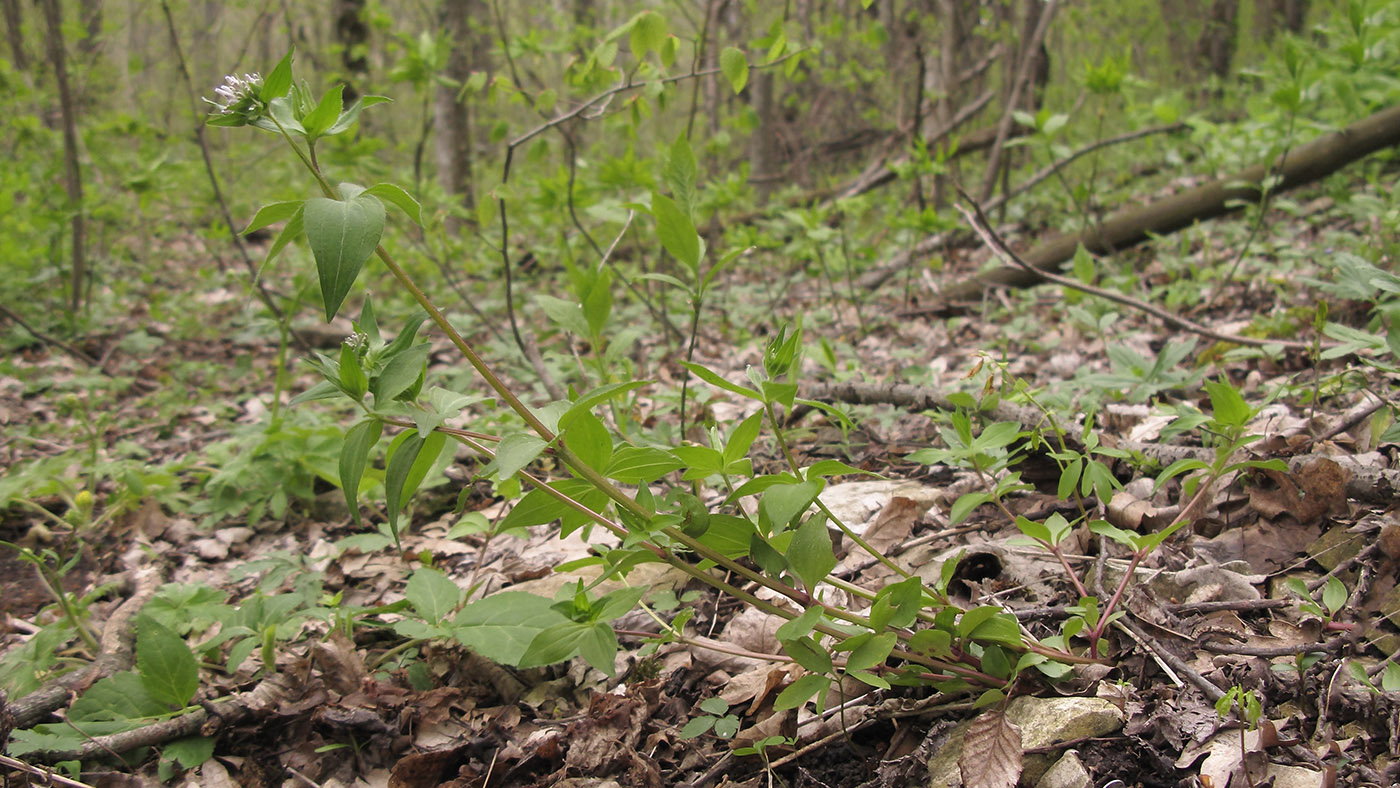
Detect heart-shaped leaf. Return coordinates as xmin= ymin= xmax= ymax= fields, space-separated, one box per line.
xmin=304 ymin=195 xmax=385 ymax=320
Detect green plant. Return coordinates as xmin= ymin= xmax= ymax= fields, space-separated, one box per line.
xmin=203 ymin=48 xmax=1115 ymax=728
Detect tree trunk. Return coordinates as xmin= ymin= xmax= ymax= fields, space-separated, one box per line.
xmin=2 ymin=0 xmax=26 ymax=71
xmin=434 ymin=0 xmax=485 ymax=217
xmin=333 ymin=0 xmax=368 ymax=102
xmin=40 ymin=0 xmax=86 ymax=313
xmin=748 ymin=69 xmax=782 ymax=203
xmin=1196 ymin=0 xmax=1239 ymax=80
xmin=77 ymin=0 xmax=101 ymax=56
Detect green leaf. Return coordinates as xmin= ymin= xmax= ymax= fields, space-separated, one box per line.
xmin=325 ymin=95 xmax=391 ymax=135
xmin=564 ymin=410 xmax=612 ymax=471
xmin=67 ymin=670 xmax=166 ymax=722
xmin=774 ymin=673 xmax=829 ymax=711
xmin=786 ymin=514 xmax=836 ymax=592
xmin=242 ymin=201 xmax=304 ymax=235
xmin=776 ymin=605 xmax=824 ymax=641
xmin=338 ymin=342 xmax=368 ymax=399
xmin=135 ymin=616 xmax=199 ymax=708
xmin=1205 ymin=379 xmax=1251 ymax=429
xmin=304 ymin=195 xmax=386 ymax=321
xmin=383 ymin=430 xmax=445 ymax=541
xmin=499 ymin=485 xmax=570 ymax=531
xmin=261 ymin=204 xmax=305 ymax=271
xmin=652 ymin=192 xmax=701 ymax=271
xmin=164 ymin=736 xmax=215 ymax=769
xmin=950 ymin=491 xmax=991 ymax=524
xmin=723 ymin=411 xmax=764 ymax=466
xmin=680 ymin=361 xmax=760 ymax=399
xmin=373 ymin=342 xmax=431 ymax=403
xmin=664 ymin=135 xmax=698 ymax=218
xmin=719 ymin=47 xmax=749 ymax=93
xmin=760 ymin=480 xmax=821 ymax=532
xmin=845 ymin=633 xmax=897 ymax=673
xmin=628 ymin=10 xmax=667 ymax=61
xmin=261 ymin=50 xmax=294 ymax=101
xmin=362 ymin=183 xmax=424 ymax=227
xmin=1322 ymin=576 xmax=1347 ymax=616
xmin=519 ymin=620 xmax=619 ymax=675
xmin=604 ymin=446 xmax=682 ymax=483
xmin=679 ymin=716 xmax=717 ymax=739
xmin=405 ymin=567 xmax=462 ymax=624
xmin=493 ymin=433 xmax=549 ymax=480
xmin=302 ymin=84 xmax=344 ymax=138
xmin=339 ymin=419 xmax=382 ymax=527
xmin=452 ymin=591 xmax=570 ymax=665
xmin=783 ymin=636 xmax=833 ymax=675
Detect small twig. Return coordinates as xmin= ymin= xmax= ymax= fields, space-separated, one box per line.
xmin=0 ymin=754 xmax=97 ymax=788
xmin=0 ymin=300 xmax=98 ymax=365
xmin=953 ymin=195 xmax=1331 ymax=352
xmin=1119 ymin=615 xmax=1225 ymax=701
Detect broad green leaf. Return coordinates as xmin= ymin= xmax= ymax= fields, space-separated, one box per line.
xmin=373 ymin=342 xmax=431 ymax=403
xmin=537 ymin=293 xmax=592 ymax=337
xmin=604 ymin=446 xmax=682 ymax=483
xmin=362 ymin=183 xmax=423 ymax=226
xmin=776 ymin=605 xmax=824 ymax=641
xmin=242 ymin=201 xmax=303 ymax=235
xmin=594 ymin=585 xmax=649 ymax=621
xmin=774 ymin=673 xmax=829 ymax=711
xmin=260 ymin=50 xmax=294 ymax=101
xmin=499 ymin=486 xmax=569 ymax=531
xmin=519 ymin=620 xmax=619 ymax=675
xmin=786 ymin=514 xmax=836 ymax=592
xmin=493 ymin=433 xmax=549 ymax=480
xmin=845 ymin=633 xmax=897 ymax=673
xmin=760 ymin=480 xmax=821 ymax=532
xmin=782 ymin=636 xmax=833 ymax=675
xmin=723 ymin=411 xmax=764 ymax=466
xmin=719 ymin=47 xmax=749 ymax=93
xmin=67 ymin=671 xmax=167 ymax=723
xmin=386 ymin=431 xmax=428 ymax=543
xmin=164 ymin=736 xmax=215 ymax=769
xmin=679 ymin=716 xmax=717 ymax=738
xmin=664 ymin=135 xmax=698 ymax=218
xmin=135 ymin=616 xmax=199 ymax=708
xmin=302 ymin=84 xmax=344 ymax=138
xmin=453 ymin=592 xmax=571 ymax=665
xmin=1322 ymin=576 xmax=1347 ymax=616
xmin=652 ymin=192 xmax=701 ymax=271
xmin=967 ymin=612 xmax=1024 ymax=647
xmin=628 ymin=10 xmax=667 ymax=61
xmin=405 ymin=567 xmax=462 ymax=623
xmin=304 ymin=195 xmax=386 ymax=321
xmin=339 ymin=419 xmax=382 ymax=526
xmin=1205 ymin=379 xmax=1251 ymax=429
xmin=564 ymin=410 xmax=612 ymax=470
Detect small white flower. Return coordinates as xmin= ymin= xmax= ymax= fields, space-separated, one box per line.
xmin=206 ymin=72 xmax=264 ymax=115
xmin=344 ymin=331 xmax=368 ymax=350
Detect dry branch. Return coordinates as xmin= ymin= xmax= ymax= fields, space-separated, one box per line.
xmin=939 ymin=102 xmax=1400 ymax=301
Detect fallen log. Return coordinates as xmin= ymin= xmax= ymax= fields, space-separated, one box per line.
xmin=937 ymin=103 xmax=1400 ymax=302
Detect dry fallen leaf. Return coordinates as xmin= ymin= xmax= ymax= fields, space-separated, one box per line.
xmin=959 ymin=709 xmax=1022 ymax=788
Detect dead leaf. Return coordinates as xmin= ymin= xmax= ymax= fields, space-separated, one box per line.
xmin=958 ymin=709 xmax=1022 ymax=788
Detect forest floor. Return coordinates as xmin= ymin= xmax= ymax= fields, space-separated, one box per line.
xmin=3 ymin=171 xmax=1400 ymax=788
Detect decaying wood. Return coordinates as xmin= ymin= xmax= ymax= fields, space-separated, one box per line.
xmin=938 ymin=102 xmax=1400 ymax=301
xmin=10 ymin=565 xmax=160 ymax=729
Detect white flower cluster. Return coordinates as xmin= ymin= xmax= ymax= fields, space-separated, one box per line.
xmin=343 ymin=331 xmax=368 ymax=350
xmin=209 ymin=72 xmax=263 ymax=114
